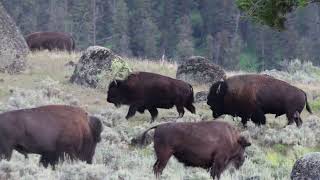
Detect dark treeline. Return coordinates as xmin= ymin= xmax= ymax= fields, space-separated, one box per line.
xmin=2 ymin=0 xmax=320 ymax=71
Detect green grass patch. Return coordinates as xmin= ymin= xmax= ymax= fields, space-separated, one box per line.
xmin=266 ymin=144 xmax=320 ymax=171
xmin=310 ymin=98 xmax=320 ymax=112
xmin=238 ymin=51 xmax=258 ymax=72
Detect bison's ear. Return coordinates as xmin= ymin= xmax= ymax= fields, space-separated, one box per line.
xmin=238 ymin=136 xmax=251 ymax=148
xmin=216 ymin=81 xmax=227 ymax=96
xmin=110 ymin=80 xmax=122 ymax=88
xmin=115 ymin=80 xmax=122 ymax=87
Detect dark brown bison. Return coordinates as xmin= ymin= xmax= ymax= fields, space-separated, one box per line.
xmin=107 ymin=72 xmax=196 ymax=122
xmin=137 ymin=120 xmax=251 ymax=179
xmin=207 ymin=74 xmax=312 ymax=127
xmin=0 ymin=105 xmax=102 ymax=168
xmin=25 ymin=32 xmax=75 ymax=52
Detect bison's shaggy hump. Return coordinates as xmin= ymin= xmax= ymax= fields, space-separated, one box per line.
xmin=138 ymin=120 xmax=251 ymax=179
xmin=207 ymin=74 xmax=312 ymax=127
xmin=0 ymin=105 xmax=102 ymax=168
xmin=25 ymin=32 xmax=75 ymax=52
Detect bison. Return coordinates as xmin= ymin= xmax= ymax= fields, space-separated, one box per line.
xmin=207 ymin=74 xmax=312 ymax=127
xmin=25 ymin=32 xmax=75 ymax=52
xmin=107 ymin=72 xmax=196 ymax=122
xmin=0 ymin=105 xmax=103 ymax=168
xmin=137 ymin=120 xmax=251 ymax=179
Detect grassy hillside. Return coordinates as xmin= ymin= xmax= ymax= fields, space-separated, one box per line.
xmin=0 ymin=51 xmax=320 ymax=180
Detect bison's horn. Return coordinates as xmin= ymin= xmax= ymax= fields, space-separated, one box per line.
xmin=216 ymin=84 xmax=221 ymax=94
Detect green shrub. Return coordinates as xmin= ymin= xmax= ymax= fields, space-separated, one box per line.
xmin=273 ymin=144 xmax=288 ymax=154
xmin=111 ymin=57 xmax=132 ymax=79
xmin=310 ymin=98 xmax=320 ymax=112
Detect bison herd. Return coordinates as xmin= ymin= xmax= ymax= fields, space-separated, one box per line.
xmin=1 ymin=31 xmax=314 ymax=179
xmin=0 ymin=67 xmax=312 ymax=179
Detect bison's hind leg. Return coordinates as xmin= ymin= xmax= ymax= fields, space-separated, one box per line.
xmin=176 ymin=105 xmax=185 ymax=118
xmin=40 ymin=153 xmax=59 ymax=169
xmin=148 ymin=108 xmax=158 ymax=123
xmin=287 ymin=111 xmax=302 ymax=127
xmin=185 ymin=104 xmax=196 ymax=114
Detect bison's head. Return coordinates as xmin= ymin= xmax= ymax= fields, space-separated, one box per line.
xmin=89 ymin=116 xmax=103 ymax=143
xmin=207 ymin=81 xmax=228 ymax=118
xmin=107 ymin=80 xmax=125 ymax=107
xmin=232 ymin=136 xmax=251 ymax=169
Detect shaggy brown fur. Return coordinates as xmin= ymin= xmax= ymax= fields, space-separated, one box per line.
xmin=0 ymin=105 xmax=102 ymax=168
xmin=25 ymin=32 xmax=75 ymax=52
xmin=207 ymin=74 xmax=312 ymax=127
xmin=138 ymin=120 xmax=251 ymax=179
xmin=107 ymin=72 xmax=196 ymax=122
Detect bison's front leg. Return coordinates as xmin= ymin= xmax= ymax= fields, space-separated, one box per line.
xmin=148 ymin=108 xmax=158 ymax=123
xmin=251 ymin=109 xmax=266 ymax=126
xmin=126 ymin=106 xmax=138 ymax=119
xmin=211 ymin=153 xmax=228 ymax=180
xmin=240 ymin=117 xmax=249 ymax=128
xmin=0 ymin=139 xmax=13 ymax=160
xmin=39 ymin=152 xmax=59 ymax=169
xmin=0 ymin=146 xmax=13 ymax=161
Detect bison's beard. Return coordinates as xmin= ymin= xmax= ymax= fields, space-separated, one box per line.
xmin=115 ymin=103 xmax=121 ymax=108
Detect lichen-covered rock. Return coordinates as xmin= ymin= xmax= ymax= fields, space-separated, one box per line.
xmin=195 ymin=91 xmax=208 ymax=103
xmin=291 ymin=152 xmax=320 ymax=179
xmin=176 ymin=56 xmax=226 ymax=85
xmin=70 ymin=46 xmax=131 ymax=88
xmin=0 ymin=3 xmax=29 ymax=74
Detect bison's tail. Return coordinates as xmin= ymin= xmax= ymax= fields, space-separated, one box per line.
xmin=188 ymin=84 xmax=194 ymax=104
xmin=304 ymin=92 xmax=312 ymax=114
xmin=89 ymin=116 xmax=103 ymax=143
xmin=134 ymin=125 xmax=159 ymax=147
xmin=70 ymin=35 xmax=76 ymax=51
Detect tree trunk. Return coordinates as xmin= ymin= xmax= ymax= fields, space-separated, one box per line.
xmin=92 ymin=0 xmax=96 ymax=45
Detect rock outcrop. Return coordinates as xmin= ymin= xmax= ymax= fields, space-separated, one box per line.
xmin=0 ymin=3 xmax=29 ymax=73
xmin=176 ymin=56 xmax=226 ymax=85
xmin=291 ymin=152 xmax=320 ymax=179
xmin=195 ymin=91 xmax=208 ymax=103
xmin=70 ymin=46 xmax=131 ymax=88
